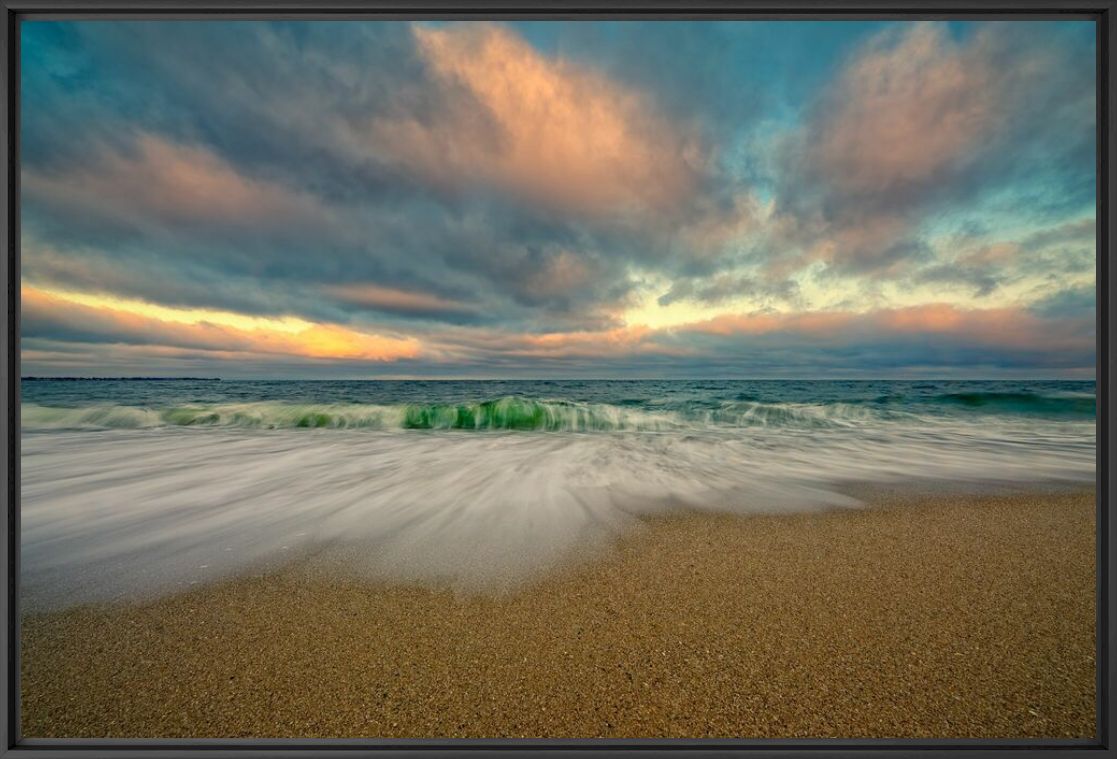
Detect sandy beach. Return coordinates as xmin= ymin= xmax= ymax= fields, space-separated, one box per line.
xmin=21 ymin=488 xmax=1096 ymax=739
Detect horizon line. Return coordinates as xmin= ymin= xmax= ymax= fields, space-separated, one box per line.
xmin=20 ymin=375 xmax=1098 ymax=382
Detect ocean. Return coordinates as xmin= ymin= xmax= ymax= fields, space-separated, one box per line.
xmin=20 ymin=379 xmax=1097 ymax=608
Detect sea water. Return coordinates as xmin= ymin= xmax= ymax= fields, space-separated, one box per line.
xmin=20 ymin=379 xmax=1096 ymax=608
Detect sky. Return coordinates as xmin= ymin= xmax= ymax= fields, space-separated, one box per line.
xmin=19 ymin=20 xmax=1097 ymax=379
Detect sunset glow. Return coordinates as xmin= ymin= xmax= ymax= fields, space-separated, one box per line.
xmin=20 ymin=20 xmax=1095 ymax=377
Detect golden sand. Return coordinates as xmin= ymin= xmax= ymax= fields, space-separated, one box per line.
xmin=21 ymin=490 xmax=1096 ymax=739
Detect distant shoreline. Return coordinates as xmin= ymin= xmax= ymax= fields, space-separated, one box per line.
xmin=21 ymin=377 xmax=222 ymax=382
xmin=20 ymin=376 xmax=1095 ymax=383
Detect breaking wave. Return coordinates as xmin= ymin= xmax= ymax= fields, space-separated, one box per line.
xmin=18 ymin=390 xmax=1095 ymax=433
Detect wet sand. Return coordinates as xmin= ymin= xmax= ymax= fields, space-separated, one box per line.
xmin=21 ymin=489 xmax=1096 ymax=739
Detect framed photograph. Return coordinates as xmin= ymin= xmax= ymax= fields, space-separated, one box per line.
xmin=0 ymin=1 xmax=1112 ymax=757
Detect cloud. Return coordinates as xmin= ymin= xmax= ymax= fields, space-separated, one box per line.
xmin=21 ymin=239 xmax=324 ymax=320
xmin=1019 ymin=217 xmax=1096 ymax=253
xmin=803 ymin=24 xmax=1000 ymax=197
xmin=19 ymin=23 xmax=681 ymax=329
xmin=370 ymin=23 xmax=704 ymax=220
xmin=680 ymin=302 xmax=1092 ymax=355
xmin=324 ymin=283 xmax=478 ymax=321
xmin=907 ymin=215 xmax=1096 ymax=298
xmin=24 ymin=133 xmax=329 ymax=232
xmin=20 ymin=288 xmax=1095 ymax=377
xmin=22 ymin=286 xmax=421 ymax=362
xmin=494 ymin=325 xmax=671 ymax=360
xmin=772 ymin=22 xmax=1096 ymax=277
xmin=16 ymin=20 xmax=1097 ymax=378
xmin=1029 ymin=284 xmax=1095 ymax=321
xmin=658 ymin=273 xmax=800 ymax=307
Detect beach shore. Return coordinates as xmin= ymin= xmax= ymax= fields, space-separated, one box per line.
xmin=21 ymin=488 xmax=1096 ymax=739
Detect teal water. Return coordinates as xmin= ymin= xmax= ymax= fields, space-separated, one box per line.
xmin=20 ymin=378 xmax=1097 ymax=431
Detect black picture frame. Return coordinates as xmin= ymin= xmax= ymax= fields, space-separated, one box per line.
xmin=0 ymin=2 xmax=1112 ymax=757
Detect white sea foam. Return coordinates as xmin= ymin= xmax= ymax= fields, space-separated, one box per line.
xmin=20 ymin=418 xmax=1095 ymax=609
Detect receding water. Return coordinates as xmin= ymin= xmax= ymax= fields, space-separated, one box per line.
xmin=20 ymin=379 xmax=1096 ymax=608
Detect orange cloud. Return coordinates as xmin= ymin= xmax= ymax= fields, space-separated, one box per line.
xmin=765 ymin=24 xmax=1067 ymax=277
xmin=23 ymin=133 xmax=326 ymax=228
xmin=421 ymin=323 xmax=689 ymax=362
xmin=519 ymin=325 xmax=656 ymax=356
xmin=806 ymin=24 xmax=1001 ymax=195
xmin=371 ymin=23 xmax=702 ymax=218
xmin=691 ymin=310 xmax=851 ymax=338
xmin=22 ymin=285 xmax=420 ymax=363
xmin=683 ymin=303 xmax=1092 ymax=352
